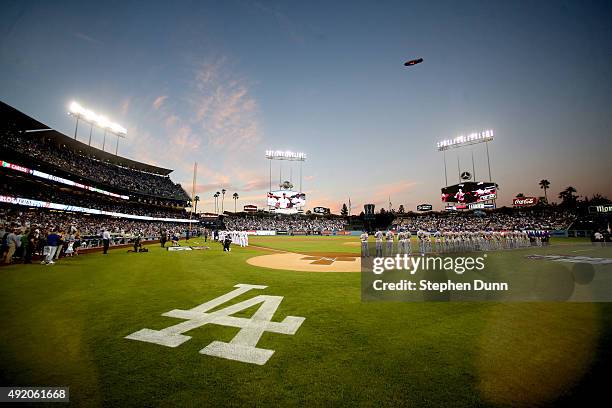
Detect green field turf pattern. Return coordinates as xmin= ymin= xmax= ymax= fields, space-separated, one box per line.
xmin=0 ymin=236 xmax=610 ymax=407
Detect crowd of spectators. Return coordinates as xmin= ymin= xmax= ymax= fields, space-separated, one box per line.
xmin=0 ymin=206 xmax=202 ymax=264
xmin=2 ymin=180 xmax=190 ymax=220
xmin=1 ymin=207 xmax=192 ymax=240
xmin=395 ymin=210 xmax=576 ymax=232
xmin=1 ymin=129 xmax=189 ymax=200
xmin=224 ymin=215 xmax=347 ymax=232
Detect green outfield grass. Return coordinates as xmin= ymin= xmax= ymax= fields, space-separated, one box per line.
xmin=0 ymin=236 xmax=610 ymax=407
xmin=249 ymin=234 xmax=359 ymax=254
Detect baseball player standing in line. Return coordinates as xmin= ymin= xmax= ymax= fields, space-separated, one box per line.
xmin=385 ymin=230 xmax=394 ymax=256
xmin=406 ymin=229 xmax=412 ymax=254
xmin=374 ymin=229 xmax=384 ymax=257
xmin=360 ymin=231 xmax=369 ymax=257
xmin=398 ymin=230 xmax=407 ymax=255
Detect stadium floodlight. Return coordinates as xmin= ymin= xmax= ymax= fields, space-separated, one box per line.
xmin=436 ymin=129 xmax=494 ymax=151
xmin=265 ymin=150 xmax=306 ymax=161
xmin=69 ymin=101 xmax=83 ymax=114
xmin=437 ymin=128 xmax=495 ymax=188
xmin=96 ymin=115 xmax=110 ymax=129
xmin=68 ymin=101 xmax=127 ymax=154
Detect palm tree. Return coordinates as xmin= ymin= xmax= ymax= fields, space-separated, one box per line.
xmin=516 ymin=193 xmax=525 ymax=198
xmin=232 ymin=192 xmax=239 ymax=213
xmin=193 ymin=195 xmax=200 ymax=214
xmin=539 ymin=179 xmax=550 ymax=203
xmin=558 ymin=186 xmax=577 ymax=207
xmin=221 ymin=189 xmax=226 ymax=213
xmin=214 ymin=191 xmax=220 ymax=214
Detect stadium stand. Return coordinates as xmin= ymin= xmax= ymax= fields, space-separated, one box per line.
xmin=1 ymin=101 xmax=196 ymax=263
xmin=394 ymin=210 xmax=576 ymax=232
xmin=1 ymin=101 xmax=189 ymax=201
xmin=223 ymin=214 xmax=347 ymax=233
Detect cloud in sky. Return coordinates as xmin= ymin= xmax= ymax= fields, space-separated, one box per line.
xmin=152 ymin=95 xmax=168 ymax=110
xmin=123 ymin=58 xmax=264 ymax=203
xmin=374 ymin=181 xmax=419 ymax=198
xmin=73 ymin=32 xmax=102 ymax=45
xmin=190 ymin=60 xmax=261 ymax=152
xmin=119 ymin=98 xmax=131 ymax=116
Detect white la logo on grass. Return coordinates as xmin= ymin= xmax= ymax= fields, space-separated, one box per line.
xmin=125 ymin=284 xmax=305 ymax=365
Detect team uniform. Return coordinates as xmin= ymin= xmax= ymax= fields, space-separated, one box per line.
xmin=374 ymin=231 xmax=383 ymax=257
xmin=397 ymin=231 xmax=407 ymax=255
xmin=360 ymin=232 xmax=369 ymax=257
xmin=385 ymin=231 xmax=394 ymax=256
xmin=433 ymin=231 xmax=442 ymax=252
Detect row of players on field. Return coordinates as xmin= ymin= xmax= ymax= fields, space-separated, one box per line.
xmin=216 ymin=230 xmax=249 ymax=251
xmin=360 ymin=229 xmax=551 ymax=256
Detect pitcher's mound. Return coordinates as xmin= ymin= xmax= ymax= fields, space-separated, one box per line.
xmin=247 ymin=252 xmax=360 ymax=272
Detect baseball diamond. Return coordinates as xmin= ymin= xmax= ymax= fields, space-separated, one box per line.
xmin=2 ymin=2 xmax=612 ymax=406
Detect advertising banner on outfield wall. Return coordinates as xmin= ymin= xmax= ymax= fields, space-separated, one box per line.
xmin=0 ymin=195 xmax=193 ymax=223
xmin=313 ymin=207 xmax=330 ymax=215
xmin=255 ymin=230 xmax=276 ymax=236
xmin=243 ymin=205 xmax=257 ymax=212
xmin=513 ymin=197 xmax=538 ymax=206
xmin=417 ymin=204 xmax=433 ymax=211
xmin=2 ymin=160 xmax=130 ymax=200
xmin=589 ymin=205 xmax=612 ymax=214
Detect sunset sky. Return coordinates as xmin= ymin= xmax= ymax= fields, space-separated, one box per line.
xmin=1 ymin=0 xmax=611 ymax=213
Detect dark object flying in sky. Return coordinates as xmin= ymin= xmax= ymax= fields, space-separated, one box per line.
xmin=404 ymin=58 xmax=423 ymax=67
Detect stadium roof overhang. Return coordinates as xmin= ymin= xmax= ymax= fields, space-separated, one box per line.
xmin=0 ymin=100 xmax=173 ymax=176
xmin=32 ymin=129 xmax=173 ymax=176
xmin=0 ymin=100 xmax=50 ymax=131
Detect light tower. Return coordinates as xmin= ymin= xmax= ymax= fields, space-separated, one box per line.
xmin=68 ymin=101 xmax=127 ymax=155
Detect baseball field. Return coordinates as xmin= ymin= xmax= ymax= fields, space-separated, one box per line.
xmin=1 ymin=235 xmax=611 ymax=406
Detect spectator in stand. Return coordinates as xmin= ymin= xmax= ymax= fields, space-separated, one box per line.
xmin=74 ymin=231 xmax=81 ymax=256
xmin=4 ymin=228 xmax=19 ymax=264
xmin=54 ymin=230 xmax=65 ymax=260
xmin=43 ymin=228 xmax=61 ymax=265
xmin=1 ymin=226 xmax=8 ymax=260
xmin=24 ymin=228 xmax=36 ymax=264
xmin=102 ymin=228 xmax=111 ymax=254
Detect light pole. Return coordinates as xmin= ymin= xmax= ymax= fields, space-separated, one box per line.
xmin=68 ymin=101 xmax=127 ymax=152
xmin=73 ymin=115 xmax=80 ymax=140
xmin=88 ymin=123 xmax=93 ymax=145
